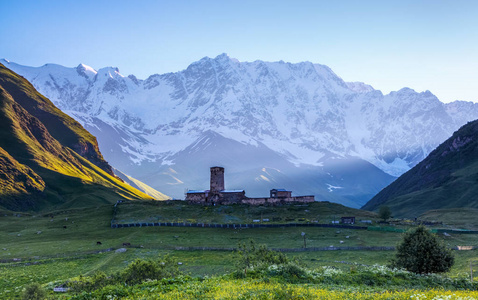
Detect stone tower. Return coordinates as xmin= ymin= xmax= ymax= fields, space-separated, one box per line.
xmin=210 ymin=166 xmax=225 ymax=193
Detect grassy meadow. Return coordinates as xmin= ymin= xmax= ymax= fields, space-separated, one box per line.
xmin=113 ymin=200 xmax=377 ymax=225
xmin=1 ymin=201 xmax=478 ymax=299
xmin=67 ymin=278 xmax=478 ymax=300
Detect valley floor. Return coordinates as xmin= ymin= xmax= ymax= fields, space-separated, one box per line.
xmin=1 ymin=203 xmax=477 ymax=299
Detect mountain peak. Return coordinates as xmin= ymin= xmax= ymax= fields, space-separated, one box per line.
xmin=346 ymin=82 xmax=374 ymax=93
xmin=97 ymin=66 xmax=124 ymax=78
xmin=213 ymin=53 xmax=239 ymax=62
xmin=397 ymin=87 xmax=416 ymax=94
xmin=76 ymin=63 xmax=97 ymax=79
xmin=77 ymin=63 xmax=96 ymax=72
xmin=195 ymin=53 xmax=240 ymax=66
xmin=215 ymin=53 xmax=230 ymax=60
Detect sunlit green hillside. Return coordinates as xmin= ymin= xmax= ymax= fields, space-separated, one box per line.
xmin=0 ymin=63 xmax=154 ymax=211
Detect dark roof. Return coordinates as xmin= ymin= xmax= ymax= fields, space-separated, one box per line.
xmin=221 ymin=190 xmax=245 ymax=193
xmin=272 ymin=189 xmax=291 ymax=192
xmin=186 ymin=190 xmax=208 ymax=194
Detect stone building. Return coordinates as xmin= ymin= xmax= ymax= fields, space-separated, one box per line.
xmin=341 ymin=216 xmax=356 ymax=224
xmin=186 ymin=167 xmax=314 ymax=205
xmin=270 ymin=189 xmax=292 ymax=198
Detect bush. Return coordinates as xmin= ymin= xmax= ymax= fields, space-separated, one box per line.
xmin=69 ymin=255 xmax=181 ymax=294
xmin=233 ymin=240 xmax=311 ymax=282
xmin=69 ymin=272 xmax=112 ymax=293
xmin=391 ymin=226 xmax=454 ymax=274
xmin=120 ymin=255 xmax=180 ymax=285
xmin=22 ymin=283 xmax=46 ymax=300
xmin=235 ymin=240 xmax=289 ymax=277
xmin=267 ymin=262 xmax=308 ymax=282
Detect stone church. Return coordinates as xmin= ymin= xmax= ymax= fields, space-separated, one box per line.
xmin=185 ymin=166 xmax=314 ymax=205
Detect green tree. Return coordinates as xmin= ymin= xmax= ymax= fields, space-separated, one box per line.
xmin=378 ymin=205 xmax=392 ymax=222
xmin=391 ymin=226 xmax=454 ymax=274
xmin=22 ymin=283 xmax=46 ymax=300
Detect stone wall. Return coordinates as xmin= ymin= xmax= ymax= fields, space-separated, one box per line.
xmin=289 ymin=196 xmax=315 ymax=203
xmin=186 ymin=193 xmax=207 ymax=204
xmin=187 ymin=192 xmax=314 ymax=206
xmin=218 ymin=191 xmax=245 ymax=204
xmin=241 ymin=196 xmax=314 ymax=205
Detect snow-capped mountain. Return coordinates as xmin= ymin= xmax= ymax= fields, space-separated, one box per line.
xmin=2 ymin=54 xmax=478 ymax=207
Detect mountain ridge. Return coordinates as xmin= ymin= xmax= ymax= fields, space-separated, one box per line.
xmin=2 ymin=55 xmax=478 ymax=207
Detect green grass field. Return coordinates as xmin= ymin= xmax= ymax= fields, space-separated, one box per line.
xmin=420 ymin=207 xmax=478 ymax=230
xmin=1 ymin=201 xmax=478 ymax=299
xmin=113 ymin=200 xmax=377 ymax=225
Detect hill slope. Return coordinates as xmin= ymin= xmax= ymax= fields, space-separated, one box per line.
xmin=113 ymin=168 xmax=170 ymax=200
xmin=0 ymin=63 xmax=155 ymax=211
xmin=363 ymin=119 xmax=478 ymax=217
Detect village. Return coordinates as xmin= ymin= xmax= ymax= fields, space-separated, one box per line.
xmin=185 ymin=166 xmax=315 ymax=206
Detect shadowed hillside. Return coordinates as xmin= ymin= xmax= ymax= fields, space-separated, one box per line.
xmin=363 ymin=119 xmax=478 ymax=217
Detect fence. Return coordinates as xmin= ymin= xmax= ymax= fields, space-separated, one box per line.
xmin=271 ymin=246 xmax=395 ymax=252
xmin=111 ymin=201 xmax=478 ymax=235
xmin=134 ymin=245 xmax=395 ymax=252
xmin=434 ymin=229 xmax=478 ymax=235
xmin=0 ymin=248 xmax=115 ymax=264
xmin=111 ymin=222 xmax=368 ymax=230
xmin=368 ymin=227 xmax=478 ymax=235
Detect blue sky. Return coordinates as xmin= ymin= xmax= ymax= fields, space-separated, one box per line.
xmin=1 ymin=0 xmax=477 ymax=102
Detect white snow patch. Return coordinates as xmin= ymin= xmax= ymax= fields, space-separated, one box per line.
xmin=371 ymin=157 xmax=410 ymax=177
xmin=326 ymin=184 xmax=343 ymax=192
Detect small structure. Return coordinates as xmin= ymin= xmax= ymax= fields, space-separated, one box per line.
xmin=341 ymin=216 xmax=355 ymax=224
xmin=53 ymin=286 xmax=69 ymax=293
xmin=270 ymin=189 xmax=292 ymax=198
xmin=186 ymin=167 xmax=314 ymax=205
xmin=457 ymin=246 xmax=474 ymax=250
